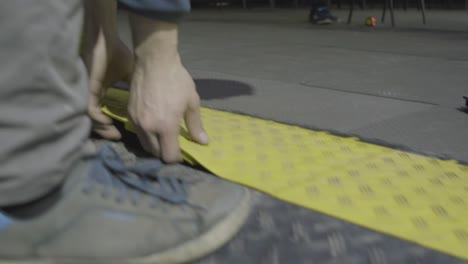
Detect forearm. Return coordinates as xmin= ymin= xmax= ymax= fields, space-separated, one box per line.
xmin=128 ymin=15 xmax=184 ymax=87
xmin=81 ymin=0 xmax=118 ymax=75
xmin=120 ymin=0 xmax=191 ymax=78
xmin=123 ymin=2 xmax=206 ymax=161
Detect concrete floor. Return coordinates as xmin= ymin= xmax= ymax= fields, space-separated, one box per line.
xmin=118 ymin=8 xmax=468 ymax=264
xmin=178 ymin=8 xmax=468 ymax=161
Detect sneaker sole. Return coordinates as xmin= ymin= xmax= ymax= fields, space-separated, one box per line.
xmin=0 ymin=188 xmax=251 ymax=264
xmin=137 ymin=187 xmax=251 ymax=264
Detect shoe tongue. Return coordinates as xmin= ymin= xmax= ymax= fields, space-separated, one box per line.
xmin=72 ymin=146 xmax=165 ymax=196
xmin=63 ymin=144 xmax=186 ymax=204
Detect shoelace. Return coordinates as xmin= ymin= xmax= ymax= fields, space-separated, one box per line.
xmin=83 ymin=145 xmax=189 ymax=207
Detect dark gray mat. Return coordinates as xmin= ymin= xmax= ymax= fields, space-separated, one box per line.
xmin=196 ymin=192 xmax=468 ymax=264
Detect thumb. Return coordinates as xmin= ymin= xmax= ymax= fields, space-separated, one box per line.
xmin=184 ymin=102 xmax=209 ymax=145
xmin=88 ymin=80 xmax=122 ymax=140
xmin=90 ymin=108 xmax=122 ymax=140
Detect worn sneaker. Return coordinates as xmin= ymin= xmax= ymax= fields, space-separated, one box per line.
xmin=0 ymin=144 xmax=250 ymax=264
xmin=309 ymin=6 xmax=340 ymax=25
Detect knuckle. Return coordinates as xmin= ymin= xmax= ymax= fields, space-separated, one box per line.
xmin=138 ymin=118 xmax=157 ymax=132
xmin=136 ymin=115 xmax=172 ymax=134
xmin=158 ymin=124 xmax=176 ymax=137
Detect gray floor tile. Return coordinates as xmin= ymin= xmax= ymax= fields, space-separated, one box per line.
xmin=192 ymin=70 xmax=432 ymax=132
xmin=349 ymin=106 xmax=468 ymax=161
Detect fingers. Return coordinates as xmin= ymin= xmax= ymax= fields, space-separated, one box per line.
xmin=135 ymin=102 xmax=207 ymax=163
xmin=89 ymin=111 xmax=122 ymax=140
xmin=136 ymin=123 xmax=182 ymax=163
xmin=159 ymin=126 xmax=183 ymax=163
xmin=184 ymin=97 xmax=209 ymax=145
xmin=127 ymin=64 xmax=205 ymax=164
xmin=88 ymin=87 xmax=121 ymax=140
xmin=93 ymin=123 xmax=122 ymax=140
xmin=136 ymin=126 xmax=160 ymax=157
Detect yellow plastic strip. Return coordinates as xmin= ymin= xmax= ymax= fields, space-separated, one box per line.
xmin=101 ymin=87 xmax=468 ymax=260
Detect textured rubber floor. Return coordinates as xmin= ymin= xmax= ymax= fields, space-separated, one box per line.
xmin=197 ymin=192 xmax=468 ymax=264
xmin=102 ymin=87 xmax=468 ymax=261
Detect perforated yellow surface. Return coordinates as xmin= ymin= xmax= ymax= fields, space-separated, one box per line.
xmin=101 ymin=87 xmax=468 ymax=260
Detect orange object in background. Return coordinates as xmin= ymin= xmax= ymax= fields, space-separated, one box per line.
xmin=365 ymin=16 xmax=377 ymax=27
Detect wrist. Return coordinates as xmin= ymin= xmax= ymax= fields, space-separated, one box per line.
xmin=130 ymin=14 xmax=179 ymax=63
xmin=135 ymin=53 xmax=182 ymax=77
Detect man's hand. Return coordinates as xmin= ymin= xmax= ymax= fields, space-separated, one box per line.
xmin=129 ymin=55 xmax=208 ymax=162
xmin=88 ymin=38 xmax=133 ymax=140
xmin=128 ymin=17 xmax=208 ymax=163
xmin=82 ymin=0 xmax=133 ymax=140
